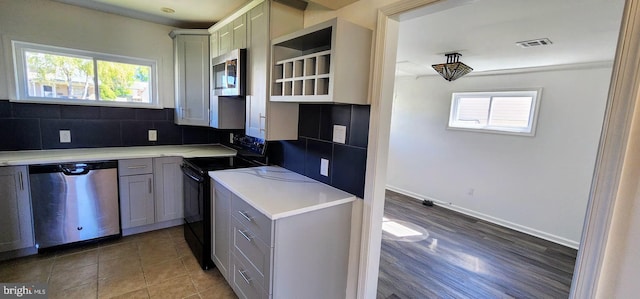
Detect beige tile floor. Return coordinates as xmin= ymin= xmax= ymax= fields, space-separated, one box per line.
xmin=0 ymin=226 xmax=237 ymax=299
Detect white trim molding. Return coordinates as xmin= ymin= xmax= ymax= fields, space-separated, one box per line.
xmin=572 ymin=0 xmax=640 ymax=297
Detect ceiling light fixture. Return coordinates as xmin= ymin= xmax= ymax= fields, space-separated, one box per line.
xmin=432 ymin=53 xmax=473 ymax=81
xmin=161 ymin=7 xmax=175 ymax=14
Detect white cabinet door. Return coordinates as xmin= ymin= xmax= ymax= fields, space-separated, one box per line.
xmin=0 ymin=166 xmax=34 ymax=252
xmin=218 ymin=23 xmax=232 ymax=56
xmin=210 ymin=30 xmax=219 ymax=60
xmin=246 ymin=2 xmax=268 ymax=139
xmin=212 ymin=181 xmax=232 ymax=281
xmin=174 ymin=34 xmax=210 ymax=126
xmin=154 ymin=157 xmax=183 ymax=222
xmin=119 ymin=174 xmax=155 ymax=229
xmin=232 ymin=14 xmax=247 ymax=50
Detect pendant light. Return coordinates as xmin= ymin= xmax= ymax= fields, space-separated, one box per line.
xmin=432 ymin=53 xmax=473 ymax=81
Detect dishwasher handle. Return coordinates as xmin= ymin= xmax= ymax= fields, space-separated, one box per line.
xmin=61 ymin=164 xmax=91 ymax=176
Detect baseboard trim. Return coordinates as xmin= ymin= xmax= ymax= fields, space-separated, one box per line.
xmin=122 ymin=218 xmax=184 ymax=236
xmin=386 ymin=185 xmax=580 ymax=249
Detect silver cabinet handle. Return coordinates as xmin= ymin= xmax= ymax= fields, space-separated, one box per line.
xmin=238 ymin=230 xmax=252 ymax=242
xmin=237 ymin=210 xmax=252 ymax=222
xmin=18 ymin=171 xmax=24 ymax=191
xmin=259 ymin=112 xmax=266 ymax=133
xmin=238 ymin=269 xmax=252 ymax=284
xmin=148 ymin=178 xmax=152 ymax=194
xmin=127 ymin=165 xmax=147 ymax=169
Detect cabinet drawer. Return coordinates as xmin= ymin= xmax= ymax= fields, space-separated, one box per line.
xmin=231 ymin=195 xmax=272 ymax=244
xmin=232 ymin=217 xmax=270 ymax=289
xmin=232 ymin=252 xmax=268 ymax=299
xmin=118 ymin=159 xmax=153 ymax=176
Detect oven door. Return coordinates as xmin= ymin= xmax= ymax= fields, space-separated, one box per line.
xmin=182 ymin=165 xmax=204 ymax=241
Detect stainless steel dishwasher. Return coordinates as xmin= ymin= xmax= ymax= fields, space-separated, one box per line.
xmin=29 ymin=161 xmax=120 ymax=249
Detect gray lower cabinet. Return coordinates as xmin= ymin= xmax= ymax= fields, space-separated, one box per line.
xmin=154 ymin=157 xmax=184 ymax=222
xmin=0 ymin=166 xmax=34 ymax=252
xmin=119 ymin=157 xmax=183 ymax=231
xmin=119 ymin=158 xmax=154 ymax=229
xmin=212 ymin=181 xmax=232 ymax=282
xmin=212 ymin=178 xmax=353 ymax=299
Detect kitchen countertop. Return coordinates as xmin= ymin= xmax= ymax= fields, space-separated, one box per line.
xmin=209 ymin=166 xmax=356 ymax=220
xmin=0 ymin=144 xmax=236 ymax=166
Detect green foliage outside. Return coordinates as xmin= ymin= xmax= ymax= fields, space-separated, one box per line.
xmin=26 ymin=51 xmax=150 ymax=101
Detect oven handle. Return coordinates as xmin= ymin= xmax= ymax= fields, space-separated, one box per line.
xmin=181 ymin=164 xmax=205 ymax=183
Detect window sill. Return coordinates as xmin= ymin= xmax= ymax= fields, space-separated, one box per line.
xmin=10 ymin=98 xmax=164 ymax=110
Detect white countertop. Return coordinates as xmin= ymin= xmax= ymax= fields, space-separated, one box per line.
xmin=209 ymin=166 xmax=356 ymax=220
xmin=0 ymin=144 xmax=236 ymax=166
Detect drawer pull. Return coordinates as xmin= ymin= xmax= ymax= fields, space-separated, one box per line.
xmin=239 ymin=230 xmax=253 ymax=242
xmin=127 ymin=165 xmax=148 ymax=169
xmin=238 ymin=269 xmax=252 ymax=284
xmin=238 ymin=210 xmax=253 ymax=222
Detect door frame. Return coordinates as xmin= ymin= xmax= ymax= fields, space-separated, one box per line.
xmin=358 ymin=0 xmax=640 ymax=298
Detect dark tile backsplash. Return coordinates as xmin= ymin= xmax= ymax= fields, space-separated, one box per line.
xmin=268 ymin=104 xmax=370 ymax=198
xmin=0 ymin=101 xmax=224 ymax=151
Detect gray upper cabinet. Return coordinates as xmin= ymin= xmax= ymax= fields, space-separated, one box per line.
xmin=0 ymin=166 xmax=34 ymax=252
xmin=210 ymin=31 xmax=219 ymax=61
xmin=218 ymin=24 xmax=232 ymax=56
xmin=245 ymin=1 xmax=303 ymax=140
xmin=209 ymin=0 xmax=303 ymax=140
xmin=172 ymin=30 xmax=210 ymax=127
xmin=232 ymin=14 xmax=247 ymax=50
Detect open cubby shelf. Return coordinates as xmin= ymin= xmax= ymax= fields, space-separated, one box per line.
xmin=272 ymin=50 xmax=332 ymax=97
xmin=270 ymin=18 xmax=371 ymax=104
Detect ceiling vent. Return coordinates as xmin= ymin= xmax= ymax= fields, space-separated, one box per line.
xmin=516 ymin=38 xmax=553 ymax=48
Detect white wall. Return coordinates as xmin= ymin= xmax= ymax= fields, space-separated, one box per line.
xmin=0 ymin=0 xmax=176 ymax=107
xmin=387 ymin=66 xmax=612 ymax=247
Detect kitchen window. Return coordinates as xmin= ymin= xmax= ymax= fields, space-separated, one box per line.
xmin=12 ymin=41 xmax=159 ymax=108
xmin=448 ymin=90 xmax=541 ymax=136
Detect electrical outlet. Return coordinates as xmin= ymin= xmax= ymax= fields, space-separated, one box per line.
xmin=320 ymin=158 xmax=329 ymax=177
xmin=230 ymin=133 xmax=234 ymax=143
xmin=148 ymin=130 xmax=157 ymax=141
xmin=333 ymin=125 xmax=347 ymax=144
xmin=59 ymin=130 xmax=71 ymax=143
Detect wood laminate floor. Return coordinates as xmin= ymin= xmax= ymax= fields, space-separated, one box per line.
xmin=377 ymin=190 xmax=578 ymax=299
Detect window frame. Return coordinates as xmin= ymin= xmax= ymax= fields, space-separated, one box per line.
xmin=447 ymin=89 xmax=542 ymax=136
xmin=12 ymin=41 xmax=160 ymax=109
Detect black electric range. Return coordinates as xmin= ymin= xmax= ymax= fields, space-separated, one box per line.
xmin=181 ymin=135 xmax=265 ymax=270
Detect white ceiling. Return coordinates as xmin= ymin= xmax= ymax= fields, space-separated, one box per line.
xmin=396 ymin=0 xmax=626 ymax=77
xmin=52 ymin=0 xmax=251 ymax=28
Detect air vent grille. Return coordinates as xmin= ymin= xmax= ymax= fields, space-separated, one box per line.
xmin=516 ymin=38 xmax=553 ymax=48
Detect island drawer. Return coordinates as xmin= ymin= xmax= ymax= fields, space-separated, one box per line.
xmin=231 ymin=195 xmax=272 ymax=244
xmin=232 ymin=217 xmax=270 ymax=289
xmin=118 ymin=158 xmax=153 ymax=176
xmin=232 ymin=251 xmax=269 ymax=299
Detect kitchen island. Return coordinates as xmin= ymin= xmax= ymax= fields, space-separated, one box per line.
xmin=209 ymin=166 xmax=356 ymax=299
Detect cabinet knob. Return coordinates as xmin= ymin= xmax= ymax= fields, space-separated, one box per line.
xmin=77 ymin=226 xmax=83 ymax=231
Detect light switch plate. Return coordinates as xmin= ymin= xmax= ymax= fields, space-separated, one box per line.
xmin=320 ymin=158 xmax=329 ymax=177
xmin=333 ymin=125 xmax=347 ymax=144
xmin=148 ymin=130 xmax=157 ymax=141
xmin=59 ymin=130 xmax=71 ymax=143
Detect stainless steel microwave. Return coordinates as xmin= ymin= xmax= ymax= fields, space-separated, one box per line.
xmin=211 ymin=48 xmax=246 ymax=96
